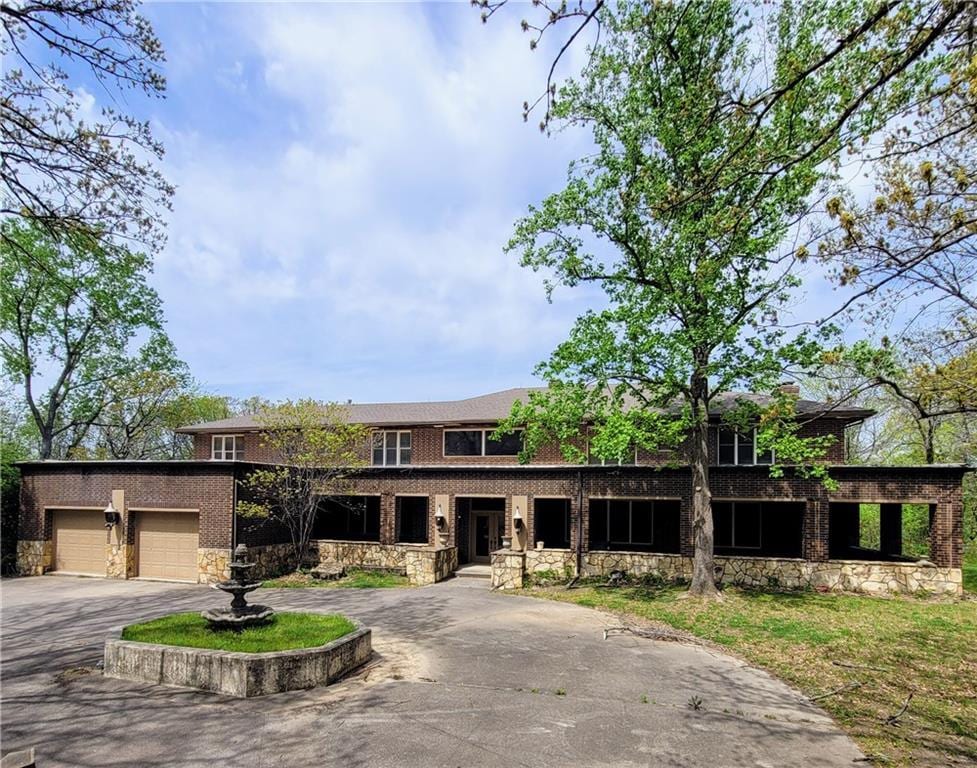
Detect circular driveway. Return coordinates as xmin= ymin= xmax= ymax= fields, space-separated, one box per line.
xmin=0 ymin=576 xmax=862 ymax=767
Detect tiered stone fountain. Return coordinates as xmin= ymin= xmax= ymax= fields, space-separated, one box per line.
xmin=201 ymin=544 xmax=275 ymax=629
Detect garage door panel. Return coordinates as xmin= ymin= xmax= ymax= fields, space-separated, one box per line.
xmin=53 ymin=510 xmax=105 ymax=575
xmin=137 ymin=512 xmax=199 ymax=582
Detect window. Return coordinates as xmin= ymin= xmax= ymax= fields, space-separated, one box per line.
xmin=372 ymin=431 xmax=411 ymax=466
xmin=534 ymin=498 xmax=571 ymax=548
xmin=588 ymin=499 xmax=654 ymax=548
xmin=716 ymin=427 xmax=773 ymax=465
xmin=211 ymin=435 xmax=243 ymax=460
xmin=396 ymin=496 xmax=429 ymax=544
xmin=313 ymin=496 xmax=381 ymax=541
xmin=712 ymin=502 xmax=762 ymax=549
xmin=443 ymin=429 xmax=523 ymax=457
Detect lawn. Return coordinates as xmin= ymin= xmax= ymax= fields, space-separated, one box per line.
xmin=121 ymin=611 xmax=355 ymax=653
xmin=525 ymin=580 xmax=977 ymax=767
xmin=262 ymin=568 xmax=410 ymax=589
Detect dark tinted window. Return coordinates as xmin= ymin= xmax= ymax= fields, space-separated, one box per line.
xmin=444 ymin=430 xmax=481 ymax=456
xmin=485 ymin=430 xmax=523 ymax=456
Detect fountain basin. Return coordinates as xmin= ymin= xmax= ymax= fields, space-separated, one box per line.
xmin=104 ymin=616 xmax=372 ymax=697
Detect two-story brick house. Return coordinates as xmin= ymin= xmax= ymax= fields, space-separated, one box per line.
xmin=16 ymin=387 xmax=969 ymax=594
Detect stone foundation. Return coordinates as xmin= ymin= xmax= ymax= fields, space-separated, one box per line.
xmin=197 ymin=548 xmax=232 ymax=584
xmin=490 ymin=549 xmax=526 ymax=590
xmin=492 ymin=548 xmax=964 ymax=596
xmin=106 ymin=544 xmax=134 ymax=580
xmin=525 ymin=548 xmax=575 ymax=578
xmin=583 ymin=551 xmax=962 ymax=596
xmin=316 ymin=540 xmax=408 ymax=570
xmin=15 ymin=540 xmax=52 ymax=576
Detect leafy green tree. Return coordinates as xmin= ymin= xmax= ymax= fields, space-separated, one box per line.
xmin=499 ymin=1 xmax=877 ymax=596
xmin=0 ymin=220 xmax=178 ymax=458
xmin=237 ymin=401 xmax=370 ymax=571
xmin=0 ymin=386 xmax=32 ymax=573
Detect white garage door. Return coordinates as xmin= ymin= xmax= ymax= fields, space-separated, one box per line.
xmin=136 ymin=511 xmax=199 ymax=582
xmin=52 ymin=510 xmax=106 ymax=576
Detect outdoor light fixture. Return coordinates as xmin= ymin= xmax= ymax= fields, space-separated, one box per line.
xmin=103 ymin=501 xmax=120 ymax=529
xmin=512 ymin=505 xmax=524 ymax=531
xmin=435 ymin=503 xmax=446 ymax=530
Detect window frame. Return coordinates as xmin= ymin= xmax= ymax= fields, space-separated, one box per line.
xmin=714 ymin=501 xmax=763 ymax=550
xmin=372 ymin=430 xmax=411 ymax=466
xmin=442 ymin=428 xmax=523 ymax=457
xmin=716 ymin=426 xmax=774 ymax=466
xmin=591 ymin=498 xmax=655 ymax=547
xmin=211 ymin=434 xmax=243 ymax=460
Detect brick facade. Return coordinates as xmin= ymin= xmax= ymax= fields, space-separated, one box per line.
xmin=16 ymin=456 xmax=967 ymax=592
xmin=191 ymin=417 xmax=851 ymax=468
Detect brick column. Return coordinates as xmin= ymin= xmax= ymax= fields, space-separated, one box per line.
xmin=930 ymin=494 xmax=963 ymax=569
xmin=803 ymin=497 xmax=830 ymax=562
xmin=379 ymin=494 xmax=395 ymax=545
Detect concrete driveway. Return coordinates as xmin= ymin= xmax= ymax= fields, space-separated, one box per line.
xmin=1 ymin=575 xmax=862 ymax=767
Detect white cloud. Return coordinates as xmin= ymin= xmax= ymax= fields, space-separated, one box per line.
xmin=151 ymin=2 xmax=595 ymax=399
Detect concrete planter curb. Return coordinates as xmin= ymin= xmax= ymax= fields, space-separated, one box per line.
xmin=104 ymin=616 xmax=372 ymax=697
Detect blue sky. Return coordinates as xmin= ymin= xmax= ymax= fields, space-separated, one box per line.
xmin=107 ymin=2 xmax=601 ymax=403
xmin=60 ymin=2 xmax=870 ymax=405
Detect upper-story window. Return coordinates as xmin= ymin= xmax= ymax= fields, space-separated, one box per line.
xmin=717 ymin=427 xmax=773 ymax=465
xmin=211 ymin=435 xmax=243 ymax=460
xmin=372 ymin=431 xmax=411 ymax=466
xmin=587 ymin=445 xmax=638 ymax=465
xmin=443 ymin=429 xmax=523 ymax=457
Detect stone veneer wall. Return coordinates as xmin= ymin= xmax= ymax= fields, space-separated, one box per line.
xmin=247 ymin=543 xmax=296 ymax=580
xmin=404 ymin=546 xmax=458 ymax=586
xmin=491 ymin=550 xmax=526 ymax=590
xmin=581 ymin=550 xmax=962 ymax=597
xmin=106 ymin=544 xmax=134 ymax=579
xmin=525 ymin=548 xmax=575 ymax=578
xmin=16 ymin=540 xmax=52 ymax=576
xmin=197 ymin=548 xmax=232 ymax=583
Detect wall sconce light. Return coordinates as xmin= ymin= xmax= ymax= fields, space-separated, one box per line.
xmin=434 ymin=503 xmax=446 ymax=531
xmin=104 ymin=501 xmax=120 ymax=529
xmin=512 ymin=505 xmax=524 ymax=531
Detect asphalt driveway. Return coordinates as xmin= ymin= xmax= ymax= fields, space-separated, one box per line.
xmin=0 ymin=575 xmax=862 ymax=767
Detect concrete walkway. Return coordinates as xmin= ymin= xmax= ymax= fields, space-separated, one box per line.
xmin=0 ymin=575 xmax=863 ymax=767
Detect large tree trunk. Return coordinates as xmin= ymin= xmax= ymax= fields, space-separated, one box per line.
xmin=687 ymin=372 xmax=719 ymax=598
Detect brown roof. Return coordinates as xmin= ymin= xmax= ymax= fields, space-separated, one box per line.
xmin=176 ymin=387 xmax=874 ymax=433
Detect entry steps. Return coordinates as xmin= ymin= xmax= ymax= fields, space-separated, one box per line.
xmin=455 ymin=564 xmax=491 ymax=579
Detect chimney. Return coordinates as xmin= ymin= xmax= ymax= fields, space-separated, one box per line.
xmin=778 ymin=381 xmax=800 ymax=396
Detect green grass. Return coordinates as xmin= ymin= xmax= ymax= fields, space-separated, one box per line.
xmin=964 ymin=552 xmax=977 ymax=594
xmin=121 ymin=611 xmax=355 ymax=653
xmin=525 ymin=583 xmax=977 ymax=767
xmin=261 ymin=568 xmax=410 ymax=589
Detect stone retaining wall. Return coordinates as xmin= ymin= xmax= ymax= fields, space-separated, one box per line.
xmin=316 ymin=540 xmax=408 ymax=570
xmin=104 ymin=620 xmax=372 ymax=697
xmin=247 ymin=543 xmax=295 ymax=580
xmin=525 ymin=548 xmax=575 ymax=578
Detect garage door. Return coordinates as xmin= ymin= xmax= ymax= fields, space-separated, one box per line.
xmin=52 ymin=510 xmax=106 ymax=575
xmin=136 ymin=511 xmax=199 ymax=582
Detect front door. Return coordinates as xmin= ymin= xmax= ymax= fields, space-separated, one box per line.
xmin=472 ymin=512 xmax=502 ymax=562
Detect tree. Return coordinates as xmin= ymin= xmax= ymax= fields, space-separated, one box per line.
xmin=499 ymin=1 xmax=869 ymax=597
xmin=0 ymin=385 xmax=32 ymax=574
xmin=0 ymin=219 xmax=178 ymax=458
xmin=1 ymin=0 xmax=173 ymax=253
xmin=236 ymin=401 xmax=370 ymax=571
xmin=817 ymin=42 xmax=976 ymax=356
